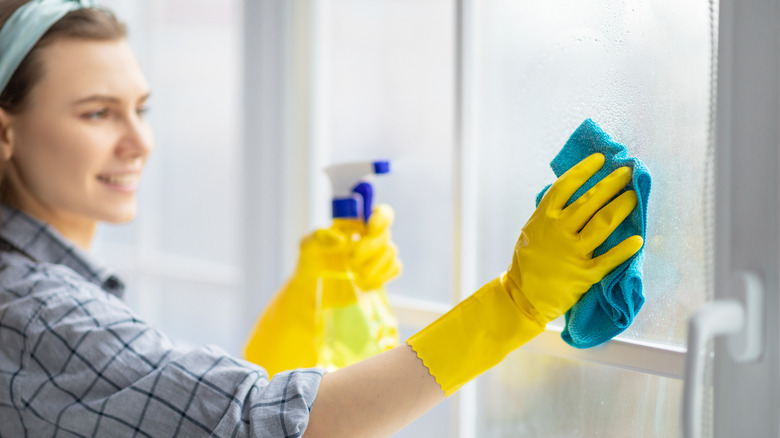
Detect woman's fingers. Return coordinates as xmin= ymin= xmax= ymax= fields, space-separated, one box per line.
xmin=367 ymin=204 xmax=394 ymax=235
xmin=562 ymin=166 xmax=632 ymax=232
xmin=354 ymin=242 xmax=402 ymax=289
xmin=541 ymin=153 xmax=605 ymax=211
xmin=306 ymin=227 xmax=347 ymax=249
xmin=579 ymin=190 xmax=638 ymax=252
xmin=589 ymin=235 xmax=644 ymax=279
xmin=352 ymin=204 xmax=402 ymax=289
xmin=352 ymin=230 xmax=391 ymax=262
xmin=353 ymin=204 xmax=394 ymax=263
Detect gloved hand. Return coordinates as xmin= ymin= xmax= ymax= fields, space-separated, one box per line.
xmin=244 ymin=204 xmax=403 ymax=377
xmin=407 ymin=153 xmax=643 ymax=396
xmin=503 ymin=152 xmax=643 ymax=326
xmin=350 ymin=204 xmax=403 ymax=291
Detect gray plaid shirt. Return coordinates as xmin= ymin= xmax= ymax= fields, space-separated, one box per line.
xmin=0 ymin=205 xmax=324 ymax=437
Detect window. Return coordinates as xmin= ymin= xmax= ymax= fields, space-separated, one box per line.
xmin=95 ymin=0 xmax=780 ymax=436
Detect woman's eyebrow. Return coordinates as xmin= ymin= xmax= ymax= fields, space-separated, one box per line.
xmin=72 ymin=92 xmax=151 ymax=105
xmin=71 ymin=94 xmax=121 ymax=105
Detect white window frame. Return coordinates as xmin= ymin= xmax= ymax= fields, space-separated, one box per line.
xmin=709 ymin=0 xmax=779 ymax=436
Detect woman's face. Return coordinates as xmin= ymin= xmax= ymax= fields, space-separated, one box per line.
xmin=2 ymin=37 xmax=153 ymax=231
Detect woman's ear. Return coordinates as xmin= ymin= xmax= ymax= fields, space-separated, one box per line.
xmin=0 ymin=108 xmax=14 ymax=161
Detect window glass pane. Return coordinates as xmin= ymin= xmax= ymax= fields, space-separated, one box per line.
xmin=474 ymin=0 xmax=712 ymax=346
xmin=151 ymin=0 xmax=242 ymax=266
xmin=93 ymin=0 xmax=245 ymax=356
xmin=477 ymin=350 xmax=682 ymax=437
xmin=316 ymin=0 xmax=455 ymax=304
xmin=97 ymin=0 xmax=242 ymax=267
xmin=151 ymin=277 xmax=243 ymax=355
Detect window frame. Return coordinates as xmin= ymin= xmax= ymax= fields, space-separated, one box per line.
xmin=99 ymin=0 xmax=779 ymax=436
xmin=710 ymin=0 xmax=780 ymax=435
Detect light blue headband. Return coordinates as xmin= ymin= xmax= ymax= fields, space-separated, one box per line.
xmin=0 ymin=0 xmax=95 ymax=96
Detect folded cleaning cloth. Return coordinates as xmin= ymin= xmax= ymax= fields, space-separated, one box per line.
xmin=536 ymin=119 xmax=651 ymax=348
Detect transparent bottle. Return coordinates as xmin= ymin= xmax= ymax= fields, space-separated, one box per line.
xmin=315 ymin=218 xmax=399 ymax=371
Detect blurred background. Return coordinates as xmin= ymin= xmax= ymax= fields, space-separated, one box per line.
xmin=93 ymin=1 xmax=714 ymax=436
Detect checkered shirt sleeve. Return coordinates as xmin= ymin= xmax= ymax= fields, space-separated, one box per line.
xmin=0 ymin=203 xmax=325 ymax=438
xmin=0 ymin=262 xmax=323 ymax=437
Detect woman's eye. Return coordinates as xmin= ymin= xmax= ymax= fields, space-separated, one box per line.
xmin=136 ymin=106 xmax=150 ymax=117
xmin=83 ymin=109 xmax=108 ymax=120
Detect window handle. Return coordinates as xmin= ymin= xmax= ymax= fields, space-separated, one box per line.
xmin=682 ymin=271 xmax=764 ymax=438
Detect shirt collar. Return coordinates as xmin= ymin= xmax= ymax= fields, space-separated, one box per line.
xmin=0 ymin=204 xmax=125 ymax=298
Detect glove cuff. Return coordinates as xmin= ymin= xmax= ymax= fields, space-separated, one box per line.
xmin=406 ymin=277 xmax=545 ymax=397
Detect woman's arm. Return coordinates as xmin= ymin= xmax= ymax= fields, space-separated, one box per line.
xmin=305 ymin=344 xmax=444 ymax=438
xmin=304 ymin=153 xmax=643 ymax=438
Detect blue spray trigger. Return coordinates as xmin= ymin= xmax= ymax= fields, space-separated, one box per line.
xmin=352 ymin=182 xmax=374 ymax=223
xmin=373 ymin=161 xmax=390 ymax=175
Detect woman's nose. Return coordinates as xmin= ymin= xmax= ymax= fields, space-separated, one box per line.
xmin=116 ymin=115 xmax=153 ymax=160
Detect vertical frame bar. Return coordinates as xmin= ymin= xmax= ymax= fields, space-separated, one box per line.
xmin=241 ymin=0 xmax=292 ymax=331
xmin=713 ymin=0 xmax=780 ymax=436
xmin=241 ymin=0 xmax=318 ymax=339
xmin=286 ymin=0 xmax=317 ymax=264
xmin=454 ymin=0 xmax=477 ymax=436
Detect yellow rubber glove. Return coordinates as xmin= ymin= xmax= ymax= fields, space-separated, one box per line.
xmin=243 ymin=204 xmax=402 ymax=377
xmin=408 ymin=153 xmax=644 ymax=396
xmin=350 ymin=204 xmax=403 ymax=291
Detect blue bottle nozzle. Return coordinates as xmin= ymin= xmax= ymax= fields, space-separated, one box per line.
xmin=325 ymin=160 xmax=390 ymax=223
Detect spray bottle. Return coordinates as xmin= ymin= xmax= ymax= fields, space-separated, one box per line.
xmin=315 ymin=160 xmax=400 ymax=370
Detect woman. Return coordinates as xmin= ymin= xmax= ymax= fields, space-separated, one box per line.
xmin=0 ymin=1 xmax=642 ymax=437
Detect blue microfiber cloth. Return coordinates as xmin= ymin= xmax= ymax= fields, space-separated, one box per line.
xmin=536 ymin=119 xmax=651 ymax=348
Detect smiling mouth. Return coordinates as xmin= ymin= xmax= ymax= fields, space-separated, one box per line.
xmin=97 ymin=174 xmax=139 ymax=186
